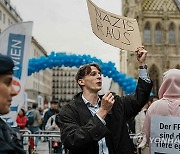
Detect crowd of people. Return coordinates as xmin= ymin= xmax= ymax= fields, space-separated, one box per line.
xmin=0 ymin=46 xmax=180 ymax=154
xmin=16 ymin=100 xmax=63 ymax=153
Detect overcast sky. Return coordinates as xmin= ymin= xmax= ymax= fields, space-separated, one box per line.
xmin=11 ymin=0 xmax=122 ymax=69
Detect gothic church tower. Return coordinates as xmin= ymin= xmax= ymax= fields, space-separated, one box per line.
xmin=121 ymin=0 xmax=180 ymax=95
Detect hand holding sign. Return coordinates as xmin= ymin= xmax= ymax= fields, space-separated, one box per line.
xmin=135 ymin=47 xmax=148 ymax=65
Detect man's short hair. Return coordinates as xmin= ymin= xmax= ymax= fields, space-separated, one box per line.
xmin=50 ymin=100 xmax=59 ymax=104
xmin=32 ymin=103 xmax=38 ymax=109
xmin=0 ymin=54 xmax=14 ymax=75
xmin=75 ymin=63 xmax=101 ymax=83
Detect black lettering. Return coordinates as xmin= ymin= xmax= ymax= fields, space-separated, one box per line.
xmin=96 ymin=18 xmax=104 ymax=35
xmin=106 ymin=27 xmax=112 ymax=38
xmin=122 ymin=32 xmax=130 ymax=45
xmin=122 ymin=19 xmax=126 ymax=29
xmin=95 ymin=8 xmax=102 ymax=20
xmin=160 ymin=123 xmax=164 ymax=129
xmin=111 ymin=16 xmax=121 ymax=28
xmin=126 ymin=21 xmax=134 ymax=31
xmin=103 ymin=14 xmax=111 ymax=25
xmin=160 ymin=133 xmax=163 ymax=138
xmin=112 ymin=28 xmax=120 ymax=40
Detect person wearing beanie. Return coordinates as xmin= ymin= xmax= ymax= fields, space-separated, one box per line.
xmin=0 ymin=54 xmax=25 ymax=154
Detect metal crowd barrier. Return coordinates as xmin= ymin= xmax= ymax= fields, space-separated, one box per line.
xmin=20 ymin=131 xmax=143 ymax=154
xmin=20 ymin=130 xmax=61 ymax=154
xmin=20 ymin=129 xmax=32 ymax=134
xmin=20 ymin=129 xmax=32 ymax=154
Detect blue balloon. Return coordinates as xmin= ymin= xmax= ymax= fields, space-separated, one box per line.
xmin=28 ymin=52 xmax=137 ymax=94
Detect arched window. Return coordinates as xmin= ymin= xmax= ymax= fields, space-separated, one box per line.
xmin=168 ymin=23 xmax=175 ymax=44
xmin=149 ymin=65 xmax=159 ymax=96
xmin=144 ymin=22 xmax=151 ymax=44
xmin=155 ymin=23 xmax=163 ymax=44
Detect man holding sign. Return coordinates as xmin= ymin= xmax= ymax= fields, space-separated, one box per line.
xmin=58 ymin=47 xmax=153 ymax=154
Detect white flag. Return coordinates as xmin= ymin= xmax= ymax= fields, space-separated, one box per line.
xmin=0 ymin=21 xmax=33 ymax=127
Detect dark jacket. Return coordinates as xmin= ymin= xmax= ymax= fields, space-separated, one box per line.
xmin=58 ymin=78 xmax=153 ymax=154
xmin=42 ymin=108 xmax=56 ymax=130
xmin=0 ymin=118 xmax=25 ymax=154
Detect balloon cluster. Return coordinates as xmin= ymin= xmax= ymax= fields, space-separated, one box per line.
xmin=28 ymin=52 xmax=137 ymax=94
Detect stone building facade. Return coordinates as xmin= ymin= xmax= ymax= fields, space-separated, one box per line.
xmin=122 ymin=0 xmax=180 ymax=96
xmin=52 ymin=66 xmax=81 ymax=106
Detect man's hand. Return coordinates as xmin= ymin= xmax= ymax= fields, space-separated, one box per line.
xmin=135 ymin=47 xmax=148 ymax=65
xmin=97 ymin=92 xmax=115 ymax=119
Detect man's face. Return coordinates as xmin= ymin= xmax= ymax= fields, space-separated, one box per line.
xmin=79 ymin=66 xmax=102 ymax=92
xmin=0 ymin=74 xmax=17 ymax=114
xmin=51 ymin=103 xmax=58 ymax=110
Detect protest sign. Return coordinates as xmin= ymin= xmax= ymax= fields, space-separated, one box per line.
xmin=87 ymin=0 xmax=142 ymax=51
xmin=151 ymin=115 xmax=180 ymax=154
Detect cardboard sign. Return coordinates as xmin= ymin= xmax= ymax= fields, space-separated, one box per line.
xmin=151 ymin=115 xmax=180 ymax=154
xmin=87 ymin=0 xmax=142 ymax=51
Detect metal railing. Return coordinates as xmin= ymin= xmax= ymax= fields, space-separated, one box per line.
xmin=20 ymin=130 xmax=61 ymax=154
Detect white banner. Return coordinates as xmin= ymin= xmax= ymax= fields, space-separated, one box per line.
xmin=0 ymin=21 xmax=33 ymax=127
xmin=151 ymin=115 xmax=180 ymax=154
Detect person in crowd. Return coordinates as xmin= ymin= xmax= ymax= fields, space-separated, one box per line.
xmin=135 ymin=98 xmax=153 ymax=154
xmin=27 ymin=103 xmax=42 ymax=150
xmin=0 ymin=54 xmax=25 ymax=154
xmin=57 ymin=47 xmax=153 ymax=154
xmin=42 ymin=100 xmax=59 ymax=131
xmin=42 ymin=103 xmax=49 ymax=117
xmin=16 ymin=108 xmax=28 ymax=130
xmin=143 ymin=69 xmax=180 ymax=153
xmin=16 ymin=108 xmax=28 ymax=145
xmin=45 ymin=109 xmax=62 ymax=154
xmin=135 ymin=94 xmax=159 ymax=136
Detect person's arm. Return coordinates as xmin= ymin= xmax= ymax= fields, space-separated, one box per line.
xmin=58 ymin=104 xmax=109 ymax=152
xmin=136 ymin=47 xmax=147 ymax=68
xmin=122 ymin=47 xmax=153 ymax=120
xmin=99 ymin=47 xmax=152 ymax=122
xmin=136 ymin=47 xmax=150 ymax=83
xmin=122 ymin=76 xmax=152 ymax=120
